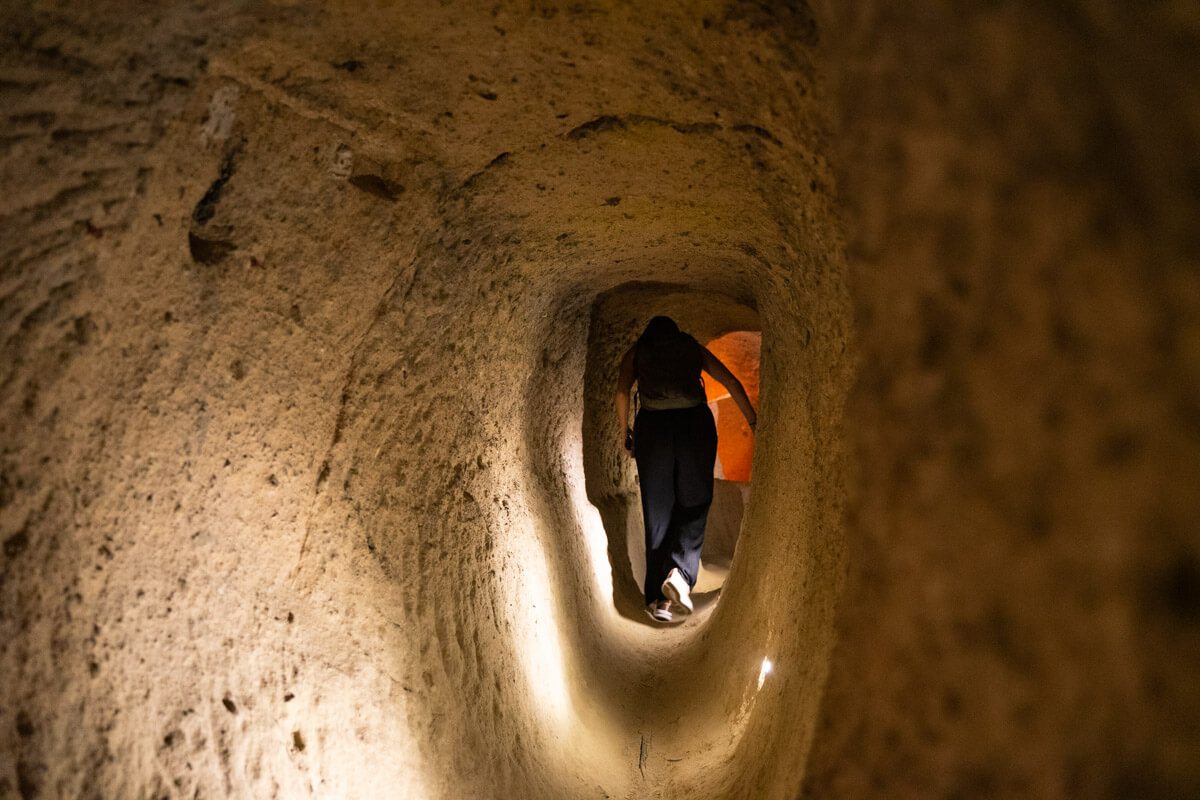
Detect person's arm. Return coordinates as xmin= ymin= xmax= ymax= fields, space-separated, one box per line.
xmin=616 ymin=344 xmax=636 ymax=455
xmin=700 ymin=346 xmax=757 ymax=431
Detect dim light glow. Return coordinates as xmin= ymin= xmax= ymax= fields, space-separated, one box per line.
xmin=703 ymin=331 xmax=760 ymax=482
xmin=511 ymin=519 xmax=573 ymax=729
xmin=757 ymin=657 xmax=773 ymax=691
xmin=561 ymin=424 xmax=614 ymax=599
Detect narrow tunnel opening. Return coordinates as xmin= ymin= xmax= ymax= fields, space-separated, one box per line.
xmin=581 ymin=282 xmax=762 ymax=624
xmin=0 ymin=0 xmax=934 ymax=795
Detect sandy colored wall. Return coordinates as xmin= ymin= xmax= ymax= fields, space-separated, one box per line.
xmin=1 ymin=1 xmax=1196 ymax=799
xmin=2 ymin=2 xmax=846 ymax=798
xmin=805 ymin=2 xmax=1200 ymax=798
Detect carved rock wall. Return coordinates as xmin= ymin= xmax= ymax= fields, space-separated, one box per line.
xmin=1 ymin=2 xmax=1196 ymax=799
xmin=2 ymin=3 xmax=845 ymax=798
xmin=807 ymin=2 xmax=1200 ymax=798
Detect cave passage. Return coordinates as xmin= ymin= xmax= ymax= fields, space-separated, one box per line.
xmin=584 ymin=298 xmax=763 ymax=620
xmin=0 ymin=4 xmax=852 ymax=799
xmin=4 ymin=2 xmax=1195 ymax=799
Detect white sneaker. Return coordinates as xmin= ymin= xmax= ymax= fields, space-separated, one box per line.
xmin=661 ymin=568 xmax=693 ymax=614
xmin=645 ymin=600 xmax=673 ymax=623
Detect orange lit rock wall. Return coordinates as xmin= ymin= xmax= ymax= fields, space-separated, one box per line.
xmin=705 ymin=330 xmax=759 ymax=482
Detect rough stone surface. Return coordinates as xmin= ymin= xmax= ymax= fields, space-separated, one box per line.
xmin=0 ymin=1 xmax=1196 ymax=799
xmin=805 ymin=2 xmax=1200 ymax=798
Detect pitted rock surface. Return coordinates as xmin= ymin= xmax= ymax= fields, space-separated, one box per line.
xmin=1 ymin=2 xmax=1197 ymax=798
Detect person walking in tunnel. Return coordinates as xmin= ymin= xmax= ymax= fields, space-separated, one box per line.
xmin=616 ymin=316 xmax=758 ymax=623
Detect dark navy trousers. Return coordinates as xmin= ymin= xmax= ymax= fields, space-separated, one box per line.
xmin=633 ymin=405 xmax=718 ymax=605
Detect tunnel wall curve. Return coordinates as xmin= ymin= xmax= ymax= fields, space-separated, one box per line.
xmin=9 ymin=1 xmax=1191 ymax=799
xmin=0 ymin=3 xmax=853 ymax=798
xmin=803 ymin=2 xmax=1200 ymax=797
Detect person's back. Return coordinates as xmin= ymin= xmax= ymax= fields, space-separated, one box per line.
xmin=616 ymin=315 xmax=757 ymax=624
xmin=634 ymin=329 xmax=706 ymax=410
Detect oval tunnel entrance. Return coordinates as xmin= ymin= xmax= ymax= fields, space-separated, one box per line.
xmin=582 ymin=283 xmax=761 ymax=624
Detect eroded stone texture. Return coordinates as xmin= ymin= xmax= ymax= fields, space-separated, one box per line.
xmin=0 ymin=1 xmax=1195 ymax=799
xmin=1 ymin=2 xmax=845 ymax=798
xmin=805 ymin=2 xmax=1200 ymax=798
